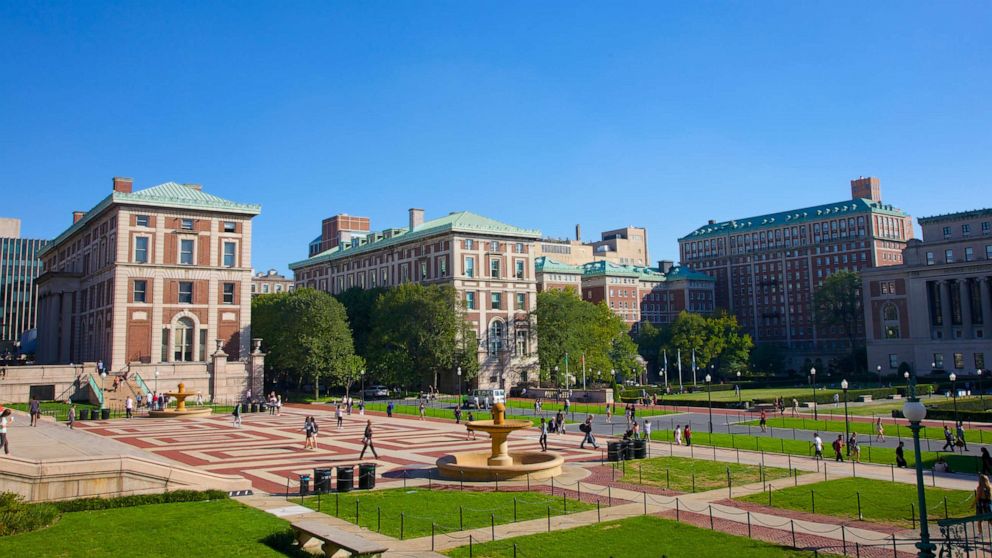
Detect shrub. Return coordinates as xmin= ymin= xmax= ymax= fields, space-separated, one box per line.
xmin=0 ymin=492 xmax=60 ymax=536
xmin=52 ymin=489 xmax=229 ymax=513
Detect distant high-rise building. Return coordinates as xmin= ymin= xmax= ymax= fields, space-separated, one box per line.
xmin=251 ymin=269 xmax=294 ymax=296
xmin=535 ymin=225 xmax=649 ymax=267
xmin=0 ymin=218 xmax=48 ymax=352
xmin=678 ymin=177 xmax=913 ymax=368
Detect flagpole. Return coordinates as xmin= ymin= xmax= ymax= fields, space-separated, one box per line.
xmin=663 ymin=350 xmax=669 ymax=389
xmin=582 ymin=353 xmax=586 ymax=391
xmin=677 ymin=349 xmax=683 ymax=390
xmin=692 ymin=348 xmax=697 ymax=387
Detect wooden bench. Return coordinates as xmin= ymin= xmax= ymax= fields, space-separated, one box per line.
xmin=291 ymin=519 xmax=388 ymax=557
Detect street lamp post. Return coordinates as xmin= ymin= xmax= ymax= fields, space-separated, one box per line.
xmin=360 ymin=369 xmax=366 ymax=403
xmin=876 ymin=365 xmax=883 ymax=387
xmin=705 ymin=374 xmax=713 ymax=433
xmin=949 ymin=372 xmax=959 ymax=425
xmin=841 ymin=379 xmax=850 ymax=456
xmin=736 ymin=370 xmax=742 ymax=403
xmin=904 ymin=373 xmax=937 ymax=558
xmin=810 ymin=367 xmax=818 ymax=420
xmin=100 ymin=370 xmax=108 ymax=410
xmin=457 ymin=367 xmax=462 ymax=408
xmin=554 ymin=366 xmax=560 ymax=399
xmin=978 ymin=369 xmax=984 ymax=410
xmin=154 ymin=369 xmax=160 ymax=395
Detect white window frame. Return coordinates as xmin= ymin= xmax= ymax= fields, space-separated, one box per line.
xmin=178 ymin=281 xmax=194 ymax=304
xmin=222 ymin=240 xmax=238 ymax=268
xmin=134 ymin=235 xmax=150 ymax=264
xmin=179 ymin=237 xmax=196 ymax=265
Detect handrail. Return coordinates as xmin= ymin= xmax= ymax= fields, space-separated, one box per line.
xmin=87 ymin=373 xmax=105 ymax=406
xmin=133 ymin=372 xmax=152 ymax=396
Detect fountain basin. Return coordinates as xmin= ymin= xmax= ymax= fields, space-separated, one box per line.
xmin=436 ymin=451 xmax=564 ymax=481
xmin=147 ymin=407 xmax=213 ymax=419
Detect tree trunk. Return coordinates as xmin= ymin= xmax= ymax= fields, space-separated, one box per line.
xmin=313 ymin=376 xmax=320 ymax=400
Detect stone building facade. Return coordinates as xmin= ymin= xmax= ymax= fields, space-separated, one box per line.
xmin=0 ymin=218 xmax=48 ymax=352
xmin=863 ymin=208 xmax=992 ymax=376
xmin=535 ymin=225 xmax=649 ymax=267
xmin=251 ymin=269 xmax=294 ymax=296
xmin=291 ymin=209 xmax=541 ymax=390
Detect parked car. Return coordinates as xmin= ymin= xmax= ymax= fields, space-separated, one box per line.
xmin=462 ymin=389 xmax=506 ymax=409
xmin=363 ymin=385 xmax=390 ymax=399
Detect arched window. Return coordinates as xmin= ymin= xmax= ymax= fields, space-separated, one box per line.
xmin=174 ymin=317 xmax=195 ymax=361
xmin=488 ymin=319 xmax=504 ymax=354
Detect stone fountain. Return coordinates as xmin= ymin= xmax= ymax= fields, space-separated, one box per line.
xmin=436 ymin=402 xmax=563 ymax=481
xmin=147 ymin=383 xmax=212 ymax=418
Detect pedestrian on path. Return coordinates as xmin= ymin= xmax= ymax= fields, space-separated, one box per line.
xmin=605 ymin=405 xmax=612 ymax=423
xmin=67 ymin=405 xmax=76 ymax=429
xmin=792 ymin=398 xmax=799 ymax=416
xmin=276 ymin=394 xmax=282 ymax=416
xmin=896 ymin=441 xmax=908 ymax=468
xmin=419 ymin=401 xmax=426 ymax=420
xmin=466 ymin=412 xmax=476 ymax=440
xmin=538 ymin=418 xmax=548 ymax=452
xmin=957 ymin=422 xmax=969 ymax=452
xmin=336 ymin=405 xmax=344 ymax=429
xmin=982 ymin=448 xmax=992 ymax=476
xmin=875 ymin=418 xmax=885 ymax=442
xmin=674 ymin=424 xmax=683 ymax=445
xmin=832 ymin=434 xmax=844 ymax=462
xmin=358 ymin=399 xmax=364 ymax=416
xmin=643 ymin=419 xmax=652 ymax=441
xmin=454 ymin=406 xmax=462 ymax=424
xmin=759 ymin=410 xmax=767 ymax=433
xmin=29 ymin=397 xmax=40 ymax=427
xmin=813 ymin=432 xmax=823 ymax=460
xmin=0 ymin=409 xmax=12 ymax=454
xmin=386 ymin=401 xmax=394 ymax=417
xmin=684 ymin=424 xmax=692 ymax=446
xmin=301 ymin=417 xmax=315 ymax=450
xmin=359 ymin=420 xmax=378 ymax=459
xmin=579 ymin=415 xmax=598 ymax=449
xmin=943 ymin=425 xmax=956 ymax=452
xmin=976 ymin=475 xmax=992 ymax=519
xmin=232 ymin=402 xmax=242 ymax=427
xmin=125 ymin=396 xmax=133 ymax=419
xmin=848 ymin=433 xmax=861 ymax=463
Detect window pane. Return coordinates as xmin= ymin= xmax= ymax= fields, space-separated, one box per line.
xmin=133 ymin=280 xmax=146 ymax=303
xmin=180 ymin=239 xmax=194 ymax=264
xmin=179 ymin=282 xmax=193 ymax=303
xmin=223 ymin=221 xmax=236 ymax=232
xmin=223 ymin=242 xmax=236 ymax=267
xmin=134 ymin=237 xmax=148 ymax=263
xmin=223 ymin=283 xmax=235 ymax=304
xmin=181 ymin=219 xmax=194 ymax=230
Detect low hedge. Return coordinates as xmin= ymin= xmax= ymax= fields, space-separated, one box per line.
xmin=53 ymin=489 xmax=229 ymax=513
xmin=0 ymin=493 xmax=60 ymax=536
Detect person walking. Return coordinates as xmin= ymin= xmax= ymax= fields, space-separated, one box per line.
xmin=792 ymin=398 xmax=800 ymax=417
xmin=125 ymin=396 xmax=133 ymax=419
xmin=276 ymin=394 xmax=282 ymax=416
xmin=359 ymin=420 xmax=378 ymax=459
xmin=813 ymin=432 xmax=824 ymax=460
xmin=674 ymin=424 xmax=683 ymax=446
xmin=358 ymin=399 xmax=364 ymax=416
xmin=943 ymin=425 xmax=956 ymax=452
xmin=579 ymin=415 xmax=598 ymax=449
xmin=386 ymin=401 xmax=394 ymax=418
xmin=538 ymin=418 xmax=548 ymax=452
xmin=0 ymin=409 xmax=11 ymax=454
xmin=301 ymin=417 xmax=314 ymax=450
xmin=684 ymin=424 xmax=692 ymax=446
xmin=29 ymin=397 xmax=40 ymax=427
xmin=875 ymin=418 xmax=885 ymax=442
xmin=146 ymin=391 xmax=153 ymax=409
xmin=832 ymin=434 xmax=844 ymax=462
xmin=336 ymin=404 xmax=344 ymax=430
xmin=982 ymin=448 xmax=992 ymax=476
xmin=957 ymin=421 xmax=968 ymax=452
xmin=643 ymin=419 xmax=652 ymax=441
xmin=896 ymin=441 xmax=908 ymax=468
xmin=232 ymin=402 xmax=242 ymax=427
xmin=311 ymin=416 xmax=320 ymax=450
xmin=759 ymin=409 xmax=767 ymax=433
xmin=419 ymin=401 xmax=426 ymax=420
xmin=977 ymin=475 xmax=992 ymax=520
xmin=67 ymin=405 xmax=76 ymax=429
xmin=848 ymin=433 xmax=861 ymax=463
xmin=454 ymin=406 xmax=462 ymax=424
xmin=605 ymin=405 xmax=612 ymax=423
xmin=466 ymin=412 xmax=476 ymax=440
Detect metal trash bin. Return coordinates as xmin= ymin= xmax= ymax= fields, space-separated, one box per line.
xmin=298 ymin=474 xmax=311 ymax=496
xmin=79 ymin=409 xmax=90 ymax=421
xmin=314 ymin=468 xmax=332 ymax=493
xmin=632 ymin=439 xmax=647 ymax=459
xmin=337 ymin=465 xmax=355 ymax=492
xmin=250 ymin=403 xmax=259 ymax=413
xmin=620 ymin=439 xmax=633 ymax=460
xmin=101 ymin=408 xmax=111 ymax=420
xmin=358 ymin=463 xmax=376 ymax=490
xmin=607 ymin=441 xmax=622 ymax=462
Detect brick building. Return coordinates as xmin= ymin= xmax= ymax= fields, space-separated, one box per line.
xmin=251 ymin=269 xmax=294 ymax=296
xmin=535 ymin=257 xmax=715 ymax=328
xmin=290 ymin=210 xmax=541 ymax=390
xmin=0 ymin=218 xmax=48 ymax=353
xmin=535 ymin=225 xmax=649 ymax=267
xmin=678 ymin=177 xmax=913 ymax=368
xmin=35 ymin=178 xmax=261 ymax=372
xmin=863 ymin=208 xmax=992 ymax=376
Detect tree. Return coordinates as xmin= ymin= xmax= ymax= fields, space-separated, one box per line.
xmin=813 ymin=270 xmax=865 ymax=371
xmin=634 ymin=321 xmax=664 ymax=378
xmin=367 ymin=284 xmax=467 ymax=391
xmin=335 ymin=287 xmax=387 ymax=359
xmin=750 ymin=342 xmax=785 ymax=376
xmin=661 ymin=311 xmax=753 ymax=382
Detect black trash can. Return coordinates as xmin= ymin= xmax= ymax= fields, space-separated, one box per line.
xmin=620 ymin=439 xmax=633 ymax=460
xmin=298 ymin=474 xmax=311 ymax=496
xmin=632 ymin=439 xmax=647 ymax=459
xmin=101 ymin=408 xmax=111 ymax=420
xmin=607 ymin=441 xmax=622 ymax=462
xmin=251 ymin=403 xmax=259 ymax=413
xmin=337 ymin=465 xmax=355 ymax=492
xmin=79 ymin=409 xmax=90 ymax=421
xmin=358 ymin=463 xmax=376 ymax=490
xmin=314 ymin=468 xmax=332 ymax=493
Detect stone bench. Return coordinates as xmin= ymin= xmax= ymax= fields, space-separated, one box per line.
xmin=291 ymin=519 xmax=388 ymax=558
xmin=804 ymin=402 xmax=817 ymax=409
xmin=859 ymin=395 xmax=873 ymax=403
xmin=889 ymin=394 xmax=903 ymax=400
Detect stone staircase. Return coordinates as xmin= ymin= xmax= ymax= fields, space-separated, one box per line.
xmin=97 ymin=374 xmax=145 ymax=410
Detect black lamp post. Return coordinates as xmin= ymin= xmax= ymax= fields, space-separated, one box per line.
xmin=810 ymin=367 xmax=818 ymax=420
xmin=978 ymin=369 xmax=984 ymax=410
xmin=876 ymin=365 xmax=883 ymax=388
xmin=841 ymin=379 xmax=850 ymax=455
xmin=736 ymin=370 xmax=742 ymax=403
xmin=457 ymin=366 xmax=462 ymax=407
xmin=705 ymin=373 xmax=713 ymax=433
xmin=949 ymin=372 xmax=959 ymax=425
xmin=903 ymin=373 xmax=937 ymax=558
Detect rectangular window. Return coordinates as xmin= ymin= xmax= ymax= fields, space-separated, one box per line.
xmin=133 ymin=280 xmax=147 ymax=303
xmin=942 ymin=226 xmax=951 ymax=238
xmin=465 ymin=257 xmax=475 ymax=278
xmin=516 ymin=293 xmax=526 ymax=310
xmin=490 ymin=258 xmax=501 ymax=279
xmin=515 ymin=260 xmax=525 ymax=279
xmin=987 ymin=245 xmax=992 ymax=260
xmin=491 ymin=292 xmax=502 ymax=310
xmin=420 ymin=261 xmax=428 ymax=280
xmin=515 ymin=242 xmax=524 ymax=253
xmin=963 ymin=224 xmax=971 ymax=235
xmin=222 ymin=282 xmax=235 ymax=304
xmin=977 ymin=353 xmax=986 ymax=370
xmin=439 ymin=257 xmax=447 ymax=277
xmin=136 ymin=215 xmax=149 ymax=227
xmin=181 ymin=218 xmax=194 ymax=230
xmin=180 ymin=239 xmax=194 ymax=265
xmin=945 ymin=249 xmax=954 ymax=264
xmin=926 ymin=252 xmax=935 ymax=266
xmin=134 ymin=236 xmax=149 ymax=263
xmin=888 ymin=354 xmax=899 ymax=368
xmin=966 ymin=247 xmax=975 ymax=262
xmin=465 ymin=239 xmax=474 ymax=250
xmin=490 ymin=241 xmax=499 ymax=252
xmin=223 ymin=221 xmax=236 ymax=232
xmin=223 ymin=241 xmax=236 ymax=267
xmin=933 ymin=353 xmax=944 ymax=369
xmin=954 ymin=353 xmax=965 ymax=369
xmin=466 ymin=292 xmax=476 ymax=310
xmin=179 ymin=281 xmax=193 ymax=304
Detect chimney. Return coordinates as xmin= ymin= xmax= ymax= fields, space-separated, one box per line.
xmin=409 ymin=208 xmax=424 ymax=231
xmin=112 ymin=176 xmax=133 ymax=193
xmin=72 ymin=211 xmax=86 ymax=224
xmin=851 ymin=176 xmax=881 ymax=202
xmin=707 ymin=219 xmax=716 ymax=225
xmin=185 ymin=183 xmax=202 ymax=191
xmin=658 ymin=260 xmax=674 ymax=273
xmin=575 ymin=224 xmax=581 ymax=242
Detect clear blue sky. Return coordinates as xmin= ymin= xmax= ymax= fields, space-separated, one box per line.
xmin=2 ymin=2 xmax=989 ymax=272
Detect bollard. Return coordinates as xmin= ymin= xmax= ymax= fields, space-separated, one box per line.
xmin=356 ymin=499 xmax=360 ymax=526
xmin=709 ymin=504 xmax=714 ymax=530
xmin=891 ymin=464 xmax=895 ymax=482
xmin=608 ymin=486 xmax=612 ymax=506
xmin=841 ymin=525 xmax=846 ymax=554
xmin=852 ymin=459 xmax=856 ymax=478
xmin=892 ymin=533 xmax=897 ymax=557
xmin=491 ymin=513 xmax=495 ymax=541
xmin=675 ymin=497 xmax=680 ymax=522
xmin=643 ymin=491 xmax=647 ymax=515
xmin=431 ymin=523 xmax=435 ymax=551
xmin=910 ymin=503 xmax=915 ymax=529
xmin=469 ymin=534 xmax=473 ymax=558
xmin=790 ymin=519 xmax=796 ymax=547
xmin=746 ymin=511 xmax=752 ymax=538
xmin=667 ymin=468 xmax=671 ymax=490
xmin=768 ymin=488 xmax=772 ymax=507
xmin=547 ymin=505 xmax=551 ymax=532
xmin=563 ymin=490 xmax=566 ymax=512
xmin=727 ymin=468 xmax=732 ymax=498
xmin=692 ymin=471 xmax=696 ymax=493
xmin=400 ymin=512 xmax=405 ymax=540
xmin=597 ymin=500 xmax=601 ymax=522
xmin=378 ymin=507 xmax=381 ymax=532
xmin=944 ymin=496 xmax=949 ymax=519
xmin=857 ymin=492 xmax=863 ymax=520
xmin=811 ymin=490 xmax=815 ymax=514
xmin=335 ymin=493 xmax=339 ymax=516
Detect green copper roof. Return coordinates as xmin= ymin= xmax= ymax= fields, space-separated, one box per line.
xmin=535 ymin=257 xmax=714 ymax=283
xmin=680 ymin=197 xmax=910 ymax=241
xmin=534 ymin=256 xmax=584 ymax=274
xmin=917 ymin=208 xmax=992 ymax=225
xmin=290 ymin=211 xmax=541 ymax=269
xmin=39 ymin=182 xmax=261 ymax=256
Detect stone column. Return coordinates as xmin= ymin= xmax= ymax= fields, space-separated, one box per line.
xmin=209 ymin=341 xmax=228 ymax=403
xmin=982 ymin=277 xmax=992 ymax=332
xmin=960 ymin=279 xmax=973 ymax=339
xmin=940 ymin=280 xmax=953 ymax=339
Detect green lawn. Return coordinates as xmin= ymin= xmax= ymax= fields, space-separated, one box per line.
xmin=648 ymin=428 xmax=980 ymax=472
xmin=302 ymin=488 xmax=594 ymax=539
xmin=738 ymin=477 xmax=975 ymax=527
xmin=361 ymin=402 xmax=539 ymax=425
xmin=504 ymin=399 xmax=673 ymax=417
xmin=0 ymin=499 xmax=299 ymax=557
xmin=662 ymin=387 xmax=843 ymax=403
xmin=3 ymin=401 xmax=100 ymax=421
xmin=817 ymin=399 xmax=916 ymax=417
xmin=621 ymin=456 xmax=792 ymax=493
xmin=739 ymin=416 xmax=992 ymax=443
xmin=444 ymin=515 xmax=833 ymax=557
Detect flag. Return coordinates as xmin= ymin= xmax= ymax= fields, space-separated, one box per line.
xmin=677 ymin=349 xmax=683 ymax=389
xmin=691 ymin=348 xmax=697 ymax=386
xmin=663 ymin=350 xmax=669 ymax=388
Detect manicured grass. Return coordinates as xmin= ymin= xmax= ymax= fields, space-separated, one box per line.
xmin=0 ymin=499 xmax=298 ymax=557
xmin=362 ymin=402 xmax=539 ymax=425
xmin=662 ymin=387 xmax=845 ymax=403
xmin=739 ymin=416 xmax=992 ymax=443
xmin=3 ymin=401 xmax=100 ymax=421
xmin=648 ymin=428 xmax=980 ymax=472
xmin=738 ymin=477 xmax=976 ymax=527
xmin=504 ymin=399 xmax=673 ymax=417
xmin=620 ymin=456 xmax=791 ymax=493
xmin=302 ymin=488 xmax=594 ymax=539
xmin=444 ymin=515 xmax=832 ymax=557
xmin=817 ymin=398 xmax=918 ymax=417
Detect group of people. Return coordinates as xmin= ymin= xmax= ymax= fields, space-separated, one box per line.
xmin=943 ymin=422 xmax=970 ymax=452
xmin=672 ymin=423 xmax=693 ymax=446
xmin=298 ymin=414 xmax=378 ymax=458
